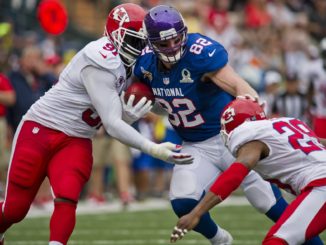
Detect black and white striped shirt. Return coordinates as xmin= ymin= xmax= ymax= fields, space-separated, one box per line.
xmin=272 ymin=92 xmax=308 ymax=121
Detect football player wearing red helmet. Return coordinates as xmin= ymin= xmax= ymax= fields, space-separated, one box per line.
xmin=104 ymin=3 xmax=146 ymax=76
xmin=0 ymin=3 xmax=194 ymax=245
xmin=171 ymin=98 xmax=326 ymax=245
xmin=220 ymin=97 xmax=267 ymax=146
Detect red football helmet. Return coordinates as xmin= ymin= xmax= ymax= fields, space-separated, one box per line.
xmin=104 ymin=3 xmax=146 ymax=67
xmin=220 ymin=98 xmax=267 ymax=144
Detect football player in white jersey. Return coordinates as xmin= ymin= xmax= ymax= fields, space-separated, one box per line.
xmin=171 ymin=98 xmax=326 ymax=245
xmin=0 ymin=3 xmax=193 ymax=245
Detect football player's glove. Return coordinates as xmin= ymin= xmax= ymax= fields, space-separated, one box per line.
xmin=145 ymin=142 xmax=194 ymax=165
xmin=120 ymin=91 xmax=152 ymax=124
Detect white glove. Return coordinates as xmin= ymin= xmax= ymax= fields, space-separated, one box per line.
xmin=120 ymin=91 xmax=153 ymax=124
xmin=144 ymin=142 xmax=194 ymax=165
xmin=236 ymin=94 xmax=266 ymax=109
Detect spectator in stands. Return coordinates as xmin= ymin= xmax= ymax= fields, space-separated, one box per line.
xmin=309 ymin=38 xmax=326 ymax=138
xmin=151 ymin=116 xmax=181 ymax=199
xmin=87 ymin=126 xmax=133 ymax=207
xmin=6 ymin=45 xmax=57 ymax=208
xmin=266 ymin=0 xmax=297 ymax=28
xmin=205 ymin=0 xmax=242 ymax=53
xmin=272 ymin=73 xmax=308 ymax=121
xmin=7 ymin=45 xmax=57 ymax=132
xmin=131 ymin=117 xmax=154 ymax=201
xmin=109 ymin=139 xmax=133 ymax=206
xmin=282 ymin=14 xmax=311 ymax=76
xmin=0 ymin=73 xmax=15 ymax=197
xmin=87 ymin=128 xmax=111 ymax=205
xmin=307 ymin=0 xmax=326 ymax=42
xmin=259 ymin=70 xmax=282 ymax=117
xmin=244 ymin=0 xmax=272 ymax=29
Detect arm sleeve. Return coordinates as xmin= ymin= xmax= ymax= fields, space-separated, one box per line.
xmin=81 ymin=66 xmax=154 ymax=151
xmin=209 ymin=162 xmax=250 ymax=200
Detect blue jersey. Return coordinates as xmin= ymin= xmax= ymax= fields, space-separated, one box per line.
xmin=134 ymin=33 xmax=233 ymax=142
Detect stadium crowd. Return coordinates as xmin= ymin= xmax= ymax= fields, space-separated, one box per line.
xmin=0 ymin=0 xmax=325 ymax=210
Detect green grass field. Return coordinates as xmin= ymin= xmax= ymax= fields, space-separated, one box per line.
xmin=5 ymin=205 xmax=326 ymax=245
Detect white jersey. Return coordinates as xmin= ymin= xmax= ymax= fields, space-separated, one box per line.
xmin=24 ymin=37 xmax=127 ymax=138
xmin=228 ymin=117 xmax=326 ymax=195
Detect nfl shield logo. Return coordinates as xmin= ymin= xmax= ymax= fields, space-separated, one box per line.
xmin=163 ymin=77 xmax=170 ymax=85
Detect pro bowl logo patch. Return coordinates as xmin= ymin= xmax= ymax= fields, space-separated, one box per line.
xmin=180 ymin=69 xmax=193 ymax=83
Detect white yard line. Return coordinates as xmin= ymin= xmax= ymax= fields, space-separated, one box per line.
xmin=27 ymin=196 xmax=250 ymax=218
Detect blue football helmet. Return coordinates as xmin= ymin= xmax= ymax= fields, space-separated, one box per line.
xmin=143 ymin=5 xmax=188 ymax=64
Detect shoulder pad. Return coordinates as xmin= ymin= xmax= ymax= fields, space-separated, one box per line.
xmin=185 ymin=33 xmax=228 ymax=72
xmin=84 ymin=37 xmax=121 ymax=71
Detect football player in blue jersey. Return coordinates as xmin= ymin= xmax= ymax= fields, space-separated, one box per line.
xmin=132 ymin=5 xmax=323 ymax=245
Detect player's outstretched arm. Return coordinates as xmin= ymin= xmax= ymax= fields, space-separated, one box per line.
xmin=170 ymin=190 xmax=222 ymax=243
xmin=170 ymin=141 xmax=265 ymax=242
xmin=207 ymin=64 xmax=258 ymax=98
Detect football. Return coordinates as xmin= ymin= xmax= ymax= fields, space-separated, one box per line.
xmin=124 ymin=82 xmax=155 ymax=106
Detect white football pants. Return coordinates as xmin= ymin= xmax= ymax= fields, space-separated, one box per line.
xmin=169 ymin=134 xmax=277 ymax=213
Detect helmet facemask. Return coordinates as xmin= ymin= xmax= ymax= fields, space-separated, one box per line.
xmin=106 ymin=25 xmax=146 ymax=67
xmin=104 ymin=3 xmax=146 ymax=70
xmin=143 ymin=5 xmax=188 ymax=64
xmin=148 ymin=27 xmax=187 ymax=64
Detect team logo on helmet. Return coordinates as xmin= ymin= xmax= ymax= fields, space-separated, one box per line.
xmin=112 ymin=7 xmax=130 ymax=24
xmin=221 ymin=107 xmax=235 ymax=124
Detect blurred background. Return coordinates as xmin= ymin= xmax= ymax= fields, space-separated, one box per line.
xmin=0 ymin=0 xmax=325 ymax=210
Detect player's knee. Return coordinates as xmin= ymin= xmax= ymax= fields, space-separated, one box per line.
xmin=265 ymin=195 xmax=288 ymax=222
xmin=171 ymin=198 xmax=199 ymax=217
xmin=3 ymin=200 xmax=30 ymax=224
xmin=242 ymin=174 xmax=278 ymax=213
xmin=243 ymin=185 xmax=275 ymax=213
xmin=54 ymin=176 xmax=85 ymax=202
xmin=170 ymin=170 xmax=200 ymax=200
xmin=54 ymin=197 xmax=77 ymax=205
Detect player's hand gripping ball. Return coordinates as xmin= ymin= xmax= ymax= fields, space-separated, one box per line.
xmin=124 ymin=82 xmax=155 ymax=106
